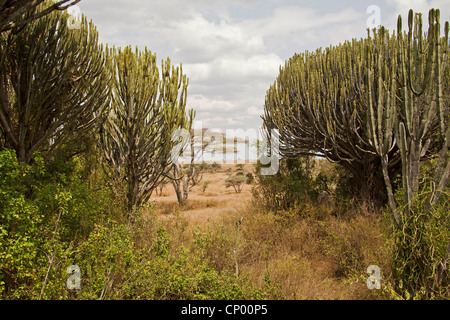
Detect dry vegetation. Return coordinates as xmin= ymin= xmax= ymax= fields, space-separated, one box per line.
xmin=149 ymin=163 xmax=392 ymax=300
xmin=2 ymin=4 xmax=448 ymax=301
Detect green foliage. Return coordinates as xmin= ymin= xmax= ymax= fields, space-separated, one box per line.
xmin=0 ymin=3 xmax=109 ymax=164
xmin=99 ymin=45 xmax=194 ymax=213
xmin=252 ymin=157 xmax=330 ymax=212
xmin=0 ymin=150 xmax=40 ymax=298
xmin=200 ymin=180 xmax=211 ymax=193
xmin=389 ymin=187 xmax=449 ymax=299
xmin=120 ymin=246 xmax=268 ymax=300
xmin=2 ymin=1 xmax=448 ymax=302
xmin=37 ymin=214 xmax=272 ymax=300
xmin=0 ymin=149 xmax=273 ymax=299
xmin=225 ymin=174 xmax=246 ymax=193
xmin=0 ymin=149 xmax=109 ymax=299
xmin=224 ymin=166 xmax=254 ymax=193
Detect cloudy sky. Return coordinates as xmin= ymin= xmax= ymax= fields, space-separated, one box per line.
xmin=75 ymin=0 xmax=450 ymax=134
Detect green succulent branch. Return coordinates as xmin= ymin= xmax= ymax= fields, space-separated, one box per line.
xmin=99 ymin=45 xmax=193 ymax=214
xmin=365 ymin=9 xmax=449 ymax=225
xmin=0 ymin=3 xmax=109 ymax=163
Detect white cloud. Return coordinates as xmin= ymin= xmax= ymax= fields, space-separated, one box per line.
xmin=169 ymin=14 xmax=265 ymax=64
xmin=183 ymin=63 xmax=211 ymax=81
xmin=247 ymin=106 xmax=263 ymax=116
xmin=241 ymin=6 xmax=368 ymax=54
xmin=384 ymin=0 xmax=450 ymax=31
xmin=78 ymin=1 xmax=416 ymax=132
xmin=188 ymin=94 xmax=238 ymax=112
xmin=184 ymin=53 xmax=282 ymax=91
xmin=215 ymin=54 xmax=282 ymax=79
xmin=387 ymin=0 xmax=450 ymax=12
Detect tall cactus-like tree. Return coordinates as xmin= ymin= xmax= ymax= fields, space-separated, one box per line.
xmin=99 ymin=46 xmax=193 ymax=213
xmin=365 ymin=26 xmax=403 ymax=224
xmin=0 ymin=3 xmax=109 ymax=163
xmin=366 ymin=10 xmax=449 ymax=298
xmin=263 ymin=12 xmax=449 ymax=205
xmin=366 ymin=9 xmax=449 ymax=223
xmin=263 ymin=37 xmax=402 ymax=202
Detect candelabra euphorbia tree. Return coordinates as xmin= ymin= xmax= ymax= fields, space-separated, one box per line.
xmin=263 ymin=10 xmax=449 ymax=206
xmin=365 ymin=9 xmax=449 ymax=224
xmin=263 ymin=36 xmax=401 ymax=202
xmin=0 ymin=4 xmax=109 ymax=163
xmin=99 ymin=46 xmax=193 ymax=214
xmin=365 ymin=10 xmax=449 ymax=298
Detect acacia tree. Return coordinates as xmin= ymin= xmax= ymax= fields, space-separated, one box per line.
xmin=0 ymin=4 xmax=109 ymax=163
xmin=99 ymin=46 xmax=192 ymax=213
xmin=168 ymin=126 xmax=216 ymax=205
xmin=225 ymin=174 xmax=246 ymax=193
xmin=0 ymin=0 xmax=80 ymax=33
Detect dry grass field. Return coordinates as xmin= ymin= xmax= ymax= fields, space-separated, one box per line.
xmin=150 ymin=163 xmax=391 ymax=300
xmin=153 ymin=163 xmax=254 ymax=224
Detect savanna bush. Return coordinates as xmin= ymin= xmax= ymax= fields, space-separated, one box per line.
xmin=0 ymin=149 xmax=111 ymax=299
xmin=229 ymin=202 xmax=391 ymax=300
xmin=65 ymin=214 xmax=272 ymax=300
xmin=389 ymin=187 xmax=449 ymax=300
xmin=319 ymin=213 xmax=390 ymax=280
xmin=252 ymin=157 xmax=330 ymax=212
xmin=0 ymin=149 xmax=272 ymax=299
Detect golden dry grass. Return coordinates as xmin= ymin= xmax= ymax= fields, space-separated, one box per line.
xmin=153 ymin=163 xmax=253 ymax=225
xmin=148 ymin=163 xmax=391 ymax=300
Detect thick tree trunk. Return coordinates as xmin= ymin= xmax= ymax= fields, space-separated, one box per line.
xmin=340 ymin=157 xmax=395 ymax=208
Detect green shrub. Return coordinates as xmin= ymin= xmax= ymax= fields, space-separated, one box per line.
xmin=0 ymin=149 xmax=46 ymax=298
xmin=0 ymin=149 xmax=111 ymax=299
xmin=252 ymin=157 xmax=330 ymax=212
xmin=320 ymin=214 xmax=389 ymax=280
xmin=225 ymin=174 xmax=246 ymax=193
xmin=200 ymin=180 xmax=211 ymax=193
xmin=65 ymin=217 xmax=272 ymax=300
xmin=389 ymin=188 xmax=449 ymax=300
xmin=0 ymin=149 xmax=286 ymax=300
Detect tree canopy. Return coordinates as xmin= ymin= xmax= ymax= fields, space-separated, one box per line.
xmin=262 ymin=13 xmax=449 ymax=203
xmin=0 ymin=4 xmax=109 ymax=163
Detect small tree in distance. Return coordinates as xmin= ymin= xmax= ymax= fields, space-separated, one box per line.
xmin=225 ymin=174 xmax=246 ymax=193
